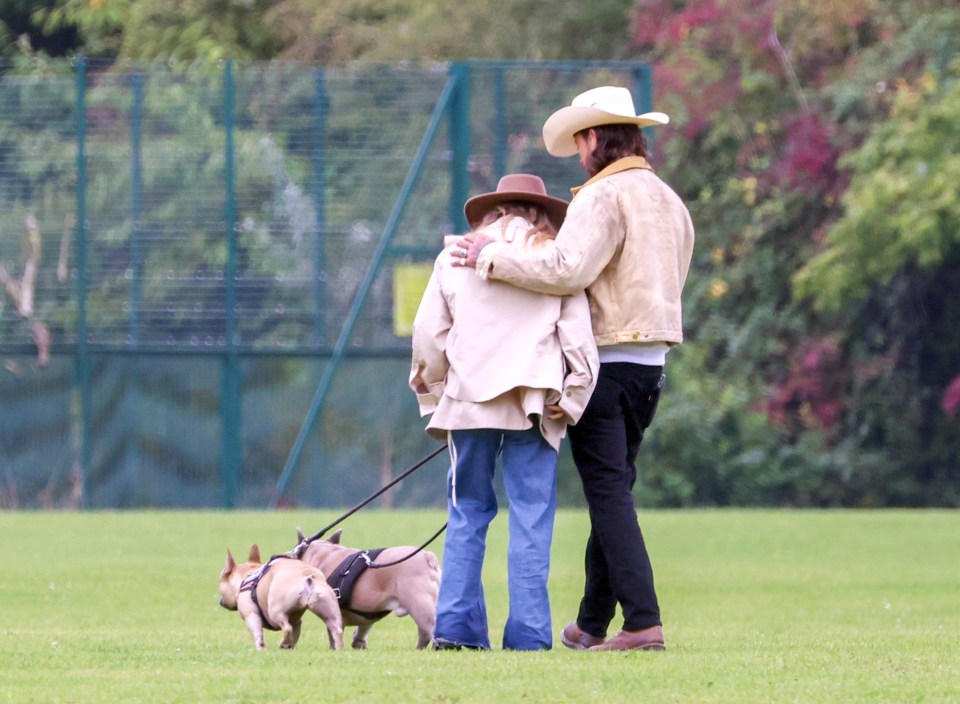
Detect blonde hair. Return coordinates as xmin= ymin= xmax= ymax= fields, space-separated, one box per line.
xmin=477 ymin=202 xmax=558 ymax=244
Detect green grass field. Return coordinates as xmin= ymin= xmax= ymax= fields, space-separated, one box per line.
xmin=1 ymin=509 xmax=958 ymax=703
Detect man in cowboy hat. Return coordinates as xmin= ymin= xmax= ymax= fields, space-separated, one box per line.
xmin=455 ymin=86 xmax=695 ymax=652
xmin=411 ymin=173 xmax=598 ymax=651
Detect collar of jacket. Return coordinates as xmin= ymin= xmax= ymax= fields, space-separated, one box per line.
xmin=570 ymin=156 xmax=654 ymax=197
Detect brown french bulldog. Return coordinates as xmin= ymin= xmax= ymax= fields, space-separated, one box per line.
xmin=296 ymin=528 xmax=440 ymax=650
xmin=219 ymin=544 xmax=344 ymax=651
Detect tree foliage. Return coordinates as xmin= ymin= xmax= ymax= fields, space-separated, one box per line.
xmin=18 ymin=0 xmax=282 ymax=64
xmin=263 ymin=0 xmax=638 ymax=62
xmin=794 ymin=60 xmax=960 ymax=312
xmin=3 ymin=0 xmax=640 ymax=64
xmin=634 ymin=0 xmax=960 ymax=506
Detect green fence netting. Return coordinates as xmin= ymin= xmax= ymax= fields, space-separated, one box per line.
xmin=0 ymin=59 xmax=653 ymax=508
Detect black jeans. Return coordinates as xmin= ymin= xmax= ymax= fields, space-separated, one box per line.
xmin=568 ymin=362 xmax=664 ymax=636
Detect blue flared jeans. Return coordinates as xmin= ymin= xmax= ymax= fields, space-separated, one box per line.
xmin=434 ymin=427 xmax=558 ymax=650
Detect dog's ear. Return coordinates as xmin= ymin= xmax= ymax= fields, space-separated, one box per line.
xmin=248 ymin=544 xmax=261 ymax=562
xmin=221 ymin=550 xmax=236 ymax=578
xmin=297 ymin=528 xmax=305 ymax=542
xmin=328 ymin=529 xmax=343 ymax=544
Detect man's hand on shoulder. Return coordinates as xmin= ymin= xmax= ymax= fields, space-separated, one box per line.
xmin=452 ymin=232 xmax=495 ymax=269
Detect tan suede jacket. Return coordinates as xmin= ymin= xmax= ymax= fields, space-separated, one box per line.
xmin=477 ymin=157 xmax=695 ymax=347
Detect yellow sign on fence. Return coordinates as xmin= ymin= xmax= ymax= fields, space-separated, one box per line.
xmin=393 ymin=263 xmax=434 ymax=337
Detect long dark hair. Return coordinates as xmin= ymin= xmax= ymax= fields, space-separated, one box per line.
xmin=578 ymin=124 xmax=648 ymax=176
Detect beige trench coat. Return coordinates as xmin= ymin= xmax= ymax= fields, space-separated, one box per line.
xmin=410 ymin=216 xmax=599 ymax=451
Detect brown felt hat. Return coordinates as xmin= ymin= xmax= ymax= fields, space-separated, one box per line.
xmin=463 ymin=174 xmax=569 ymax=230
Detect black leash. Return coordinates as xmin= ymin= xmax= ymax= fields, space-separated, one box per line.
xmin=289 ymin=443 xmax=448 ymax=560
xmin=365 ymin=521 xmax=448 ymax=569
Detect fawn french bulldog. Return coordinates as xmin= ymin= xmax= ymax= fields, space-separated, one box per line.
xmin=219 ymin=544 xmax=343 ymax=651
xmin=296 ymin=528 xmax=440 ymax=649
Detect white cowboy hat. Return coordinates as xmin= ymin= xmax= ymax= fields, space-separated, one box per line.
xmin=464 ymin=173 xmax=568 ymax=230
xmin=542 ymin=85 xmax=670 ymax=157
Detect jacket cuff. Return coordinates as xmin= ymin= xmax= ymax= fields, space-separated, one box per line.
xmin=558 ymin=386 xmax=593 ymax=425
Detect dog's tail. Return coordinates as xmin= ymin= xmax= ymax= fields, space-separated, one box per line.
xmin=300 ymin=575 xmax=334 ymax=612
xmin=295 ymin=576 xmax=319 ymax=613
xmin=299 ymin=576 xmax=315 ymax=600
xmin=426 ymin=551 xmax=442 ymax=586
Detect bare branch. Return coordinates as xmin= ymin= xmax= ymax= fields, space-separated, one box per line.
xmin=767 ymin=23 xmax=810 ymax=114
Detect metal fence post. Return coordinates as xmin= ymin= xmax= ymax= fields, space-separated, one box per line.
xmin=493 ymin=65 xmax=507 ymax=181
xmin=448 ymin=62 xmax=470 ymax=234
xmin=632 ymin=63 xmax=655 ymax=154
xmin=129 ymin=73 xmax=144 ymax=344
xmin=312 ymin=69 xmax=328 ymax=346
xmin=74 ymin=56 xmax=91 ymax=506
xmin=221 ymin=60 xmax=241 ymax=508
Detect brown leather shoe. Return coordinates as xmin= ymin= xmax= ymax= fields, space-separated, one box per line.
xmin=587 ymin=625 xmax=665 ymax=651
xmin=560 ymin=622 xmax=605 ymax=650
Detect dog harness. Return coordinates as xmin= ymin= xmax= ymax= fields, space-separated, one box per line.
xmin=325 ymin=549 xmax=392 ymax=622
xmin=239 ymin=556 xmax=292 ymax=631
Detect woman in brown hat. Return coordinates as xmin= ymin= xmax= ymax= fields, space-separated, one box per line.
xmin=409 ymin=174 xmax=598 ymax=651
